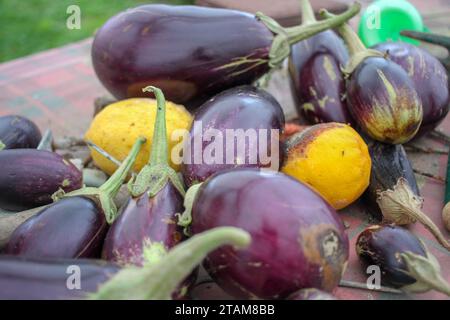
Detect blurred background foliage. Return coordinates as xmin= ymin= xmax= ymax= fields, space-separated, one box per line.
xmin=0 ymin=0 xmax=194 ymax=62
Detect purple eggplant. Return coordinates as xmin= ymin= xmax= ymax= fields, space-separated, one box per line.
xmin=321 ymin=11 xmax=423 ymax=144
xmin=178 ymin=168 xmax=348 ymax=299
xmin=372 ymin=42 xmax=450 ymax=137
xmin=4 ymin=137 xmax=146 ymax=259
xmin=289 ymin=0 xmax=351 ymax=124
xmin=0 ymin=149 xmax=82 ymax=210
xmin=287 ymin=288 xmax=337 ymax=300
xmin=356 ymin=225 xmax=450 ymax=295
xmin=181 ymin=85 xmax=285 ymax=187
xmin=0 ymin=255 xmax=120 ymax=299
xmin=91 ymin=3 xmax=360 ymax=109
xmin=0 ymin=115 xmax=42 ymax=150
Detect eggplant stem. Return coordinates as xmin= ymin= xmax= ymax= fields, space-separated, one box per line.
xmin=89 ymin=227 xmax=251 ymax=300
xmin=128 ymin=86 xmax=185 ymax=198
xmin=339 ymin=280 xmax=403 ymax=294
xmin=256 ymin=2 xmax=360 ymax=68
xmin=177 ymin=182 xmax=204 ymax=235
xmin=300 ymin=0 xmax=316 ymax=24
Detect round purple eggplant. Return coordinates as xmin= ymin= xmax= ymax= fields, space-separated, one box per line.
xmin=0 ymin=149 xmax=82 ymax=210
xmin=321 ymin=10 xmax=423 ymax=144
xmin=91 ymin=3 xmax=360 ymax=109
xmin=180 ymin=168 xmax=349 ymax=299
xmin=356 ymin=225 xmax=450 ymax=295
xmin=287 ymin=288 xmax=337 ymax=300
xmin=3 ymin=137 xmax=146 ymax=259
xmin=373 ymin=42 xmax=450 ymax=137
xmin=0 ymin=115 xmax=42 ymax=150
xmin=181 ymin=85 xmax=285 ymax=187
xmin=289 ymin=0 xmax=351 ymax=124
xmin=0 ymin=255 xmax=120 ymax=300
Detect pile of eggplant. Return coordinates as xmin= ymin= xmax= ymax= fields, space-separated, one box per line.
xmin=1 ymin=0 xmax=450 ymax=300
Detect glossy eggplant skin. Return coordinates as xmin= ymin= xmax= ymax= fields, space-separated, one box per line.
xmin=363 ymin=138 xmax=419 ymax=220
xmin=92 ymin=5 xmax=272 ymax=109
xmin=181 ymin=86 xmax=285 ymax=187
xmin=102 ymin=183 xmax=184 ymax=266
xmin=4 ymin=196 xmax=107 ymax=259
xmin=0 ymin=149 xmax=82 ymax=210
xmin=0 ymin=255 xmax=119 ymax=300
xmin=373 ymin=42 xmax=450 ymax=137
xmin=346 ymin=57 xmax=423 ymax=144
xmin=287 ymin=288 xmax=337 ymax=300
xmin=0 ymin=115 xmax=42 ymax=150
xmin=191 ymin=169 xmax=349 ymax=299
xmin=289 ymin=31 xmax=352 ymax=124
xmin=356 ymin=225 xmax=426 ymax=287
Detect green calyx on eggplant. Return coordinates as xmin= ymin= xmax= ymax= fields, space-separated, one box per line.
xmin=0 ymin=149 xmax=82 ymax=210
xmin=320 ymin=10 xmax=423 ymax=144
xmin=288 ymin=0 xmax=351 ymax=124
xmin=181 ymin=85 xmax=285 ymax=188
xmin=92 ymin=3 xmax=360 ymax=109
xmin=356 ymin=225 xmax=450 ymax=296
xmin=4 ymin=137 xmax=146 ymax=259
xmin=102 ymin=86 xmax=191 ymax=298
xmin=0 ymin=115 xmax=42 ymax=150
xmin=91 ymin=227 xmax=251 ymax=300
xmin=364 ymin=138 xmax=450 ymax=251
xmin=178 ymin=169 xmax=349 ymax=299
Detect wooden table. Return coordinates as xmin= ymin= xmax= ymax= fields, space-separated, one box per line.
xmin=0 ymin=1 xmax=449 ymax=300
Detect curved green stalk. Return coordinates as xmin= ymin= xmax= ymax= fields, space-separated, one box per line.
xmin=128 ymin=86 xmax=185 ymax=198
xmin=300 ymin=0 xmax=317 ymax=24
xmin=256 ymin=2 xmax=360 ymax=68
xmin=89 ymin=227 xmax=251 ymax=300
xmin=177 ymin=182 xmax=204 ymax=235
xmin=54 ymin=136 xmax=146 ymax=223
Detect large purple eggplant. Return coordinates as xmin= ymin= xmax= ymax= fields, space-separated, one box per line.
xmin=372 ymin=42 xmax=450 ymax=137
xmin=4 ymin=137 xmax=146 ymax=259
xmin=321 ymin=11 xmax=423 ymax=144
xmin=0 ymin=149 xmax=82 ymax=210
xmin=0 ymin=255 xmax=120 ymax=299
xmin=181 ymin=85 xmax=285 ymax=187
xmin=91 ymin=3 xmax=360 ymax=109
xmin=178 ymin=168 xmax=349 ymax=299
xmin=0 ymin=115 xmax=42 ymax=150
xmin=356 ymin=225 xmax=450 ymax=296
xmin=289 ymin=0 xmax=351 ymax=124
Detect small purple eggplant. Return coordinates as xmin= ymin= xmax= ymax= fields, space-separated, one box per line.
xmin=181 ymin=85 xmax=285 ymax=187
xmin=289 ymin=0 xmax=351 ymax=124
xmin=91 ymin=3 xmax=360 ymax=109
xmin=0 ymin=115 xmax=41 ymax=150
xmin=356 ymin=225 xmax=450 ymax=296
xmin=0 ymin=149 xmax=82 ymax=210
xmin=178 ymin=168 xmax=349 ymax=299
xmin=287 ymin=288 xmax=337 ymax=300
xmin=4 ymin=136 xmax=146 ymax=259
xmin=321 ymin=11 xmax=423 ymax=144
xmin=0 ymin=255 xmax=120 ymax=299
xmin=372 ymin=42 xmax=450 ymax=137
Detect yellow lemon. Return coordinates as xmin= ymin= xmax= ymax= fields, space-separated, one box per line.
xmin=85 ymin=98 xmax=192 ymax=176
xmin=281 ymin=123 xmax=371 ymax=210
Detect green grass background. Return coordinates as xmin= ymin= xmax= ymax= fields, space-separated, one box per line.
xmin=0 ymin=0 xmax=194 ymax=63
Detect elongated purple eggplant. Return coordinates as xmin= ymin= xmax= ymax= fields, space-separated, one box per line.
xmin=91 ymin=3 xmax=360 ymax=109
xmin=289 ymin=0 xmax=351 ymax=124
xmin=363 ymin=137 xmax=450 ymax=251
xmin=181 ymin=85 xmax=285 ymax=187
xmin=356 ymin=225 xmax=450 ymax=296
xmin=321 ymin=11 xmax=423 ymax=144
xmin=287 ymin=288 xmax=337 ymax=300
xmin=178 ymin=169 xmax=348 ymax=299
xmin=0 ymin=149 xmax=82 ymax=210
xmin=4 ymin=137 xmax=146 ymax=259
xmin=0 ymin=115 xmax=42 ymax=150
xmin=0 ymin=255 xmax=120 ymax=299
xmin=372 ymin=42 xmax=450 ymax=137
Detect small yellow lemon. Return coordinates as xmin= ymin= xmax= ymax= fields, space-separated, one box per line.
xmin=281 ymin=122 xmax=371 ymax=210
xmin=85 ymin=98 xmax=192 ymax=176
